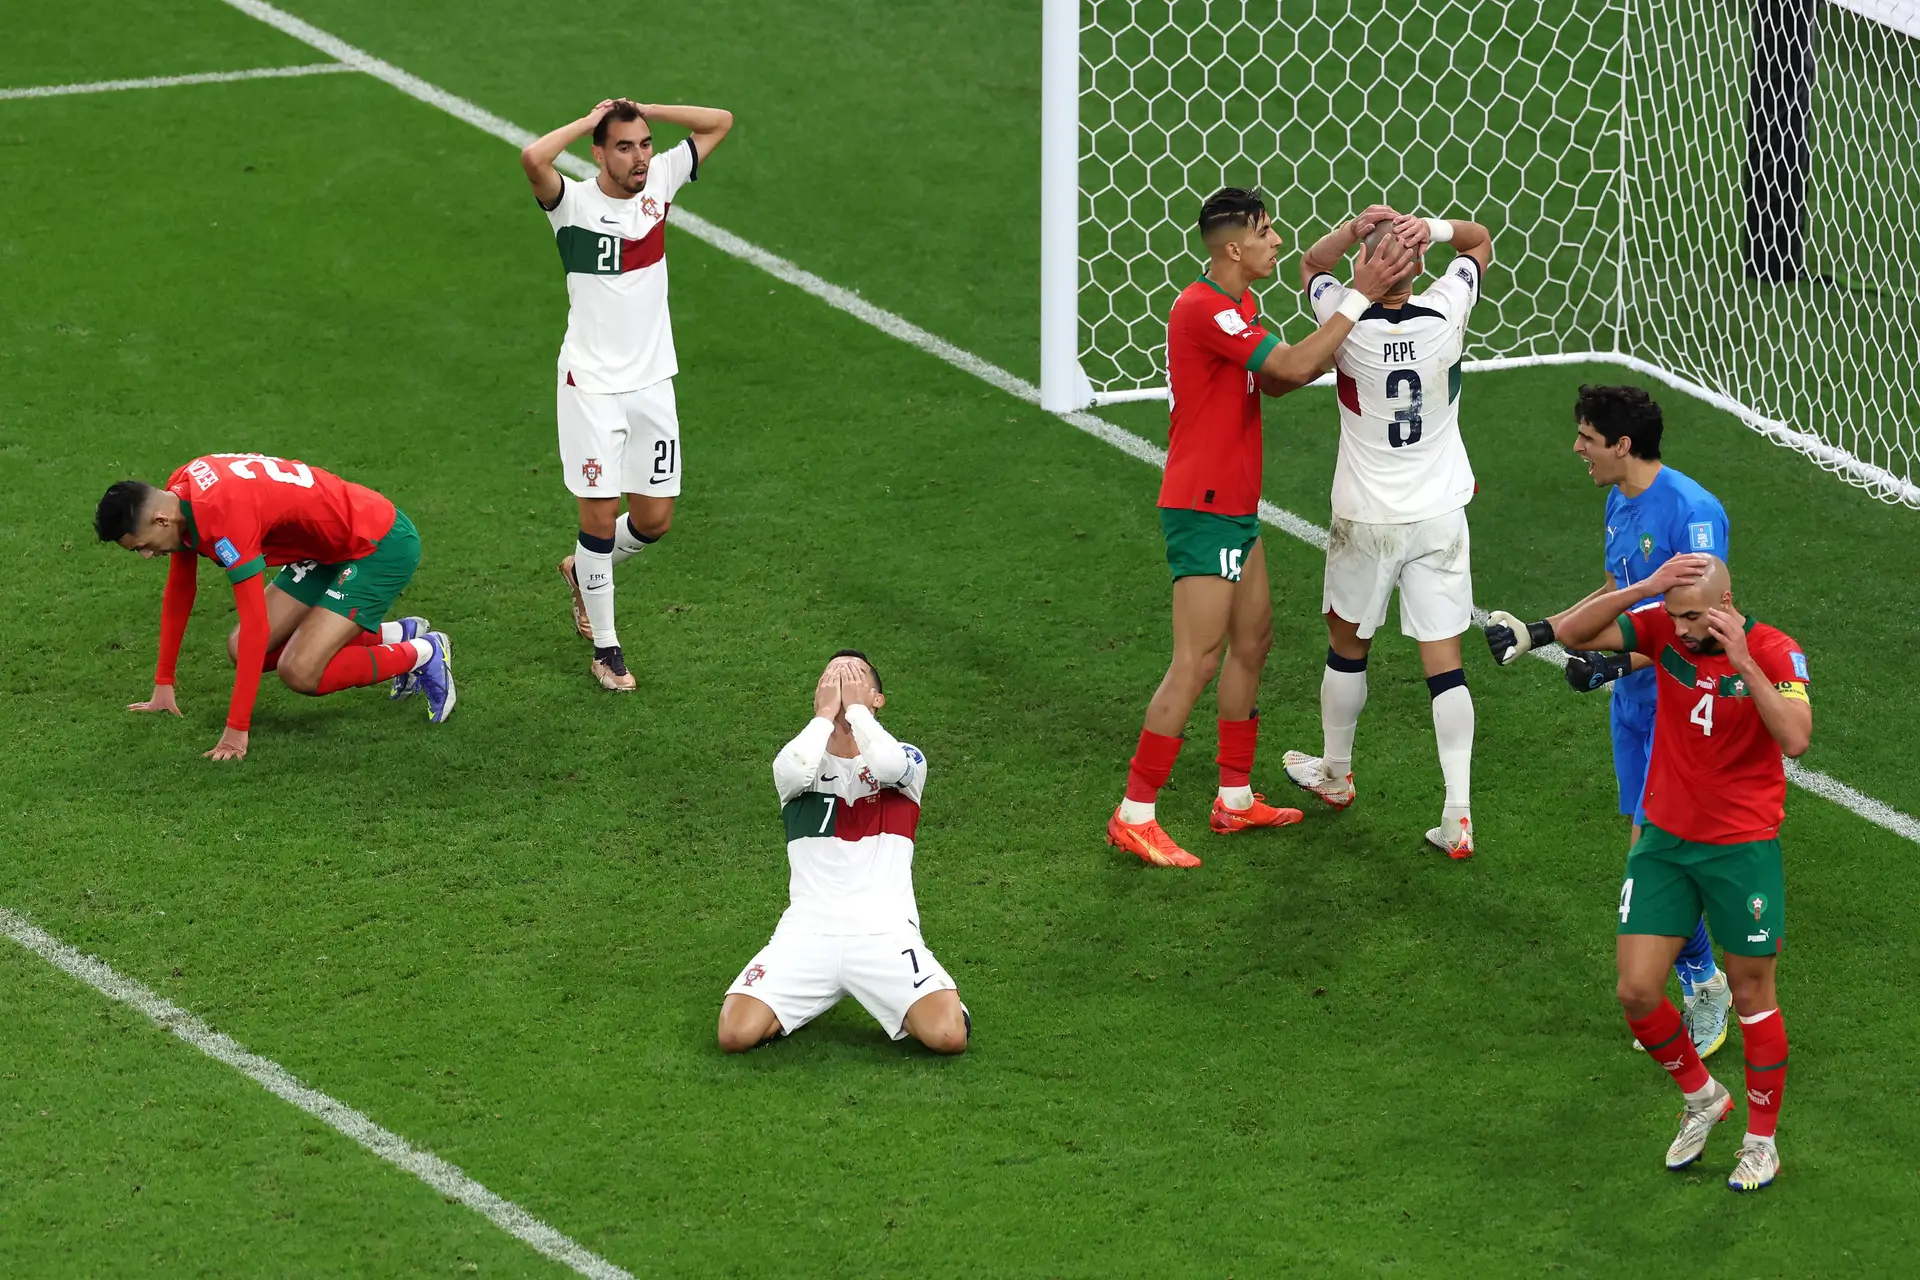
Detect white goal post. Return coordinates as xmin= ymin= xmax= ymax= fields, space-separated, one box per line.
xmin=1040 ymin=0 xmax=1920 ymax=508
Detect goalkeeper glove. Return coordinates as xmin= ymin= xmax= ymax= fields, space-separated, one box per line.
xmin=1564 ymin=650 xmax=1634 ymax=693
xmin=1484 ymin=611 xmax=1556 ymax=666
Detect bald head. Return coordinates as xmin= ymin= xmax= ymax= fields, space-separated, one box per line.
xmin=1362 ymin=221 xmax=1420 ymax=296
xmin=1666 ymin=554 xmax=1731 ymax=613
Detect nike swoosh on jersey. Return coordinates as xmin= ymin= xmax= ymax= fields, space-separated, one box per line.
xmin=912 ymin=974 xmax=935 ymax=988
xmin=820 ymin=775 xmax=837 ymax=782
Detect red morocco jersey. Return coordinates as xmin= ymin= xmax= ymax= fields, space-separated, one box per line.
xmin=1621 ymin=605 xmax=1810 ymax=843
xmin=1159 ymin=276 xmax=1281 ymax=515
xmin=166 ymin=454 xmax=397 ymax=584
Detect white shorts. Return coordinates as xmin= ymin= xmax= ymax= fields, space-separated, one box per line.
xmin=556 ymin=374 xmax=681 ymax=499
xmin=1322 ymin=507 xmax=1474 ymax=642
xmin=724 ymin=922 xmax=957 ymax=1041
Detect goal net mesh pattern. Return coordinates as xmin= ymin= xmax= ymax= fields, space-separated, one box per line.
xmin=1075 ymin=0 xmax=1919 ymax=506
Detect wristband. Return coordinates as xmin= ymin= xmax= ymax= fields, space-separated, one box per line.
xmin=1336 ymin=291 xmax=1370 ymax=322
xmin=1525 ymin=620 xmax=1556 ymax=651
xmin=1424 ymin=217 xmax=1455 ymax=244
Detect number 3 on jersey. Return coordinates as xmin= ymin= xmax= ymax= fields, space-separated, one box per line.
xmin=1386 ymin=369 xmax=1423 ymax=448
xmin=1690 ymin=692 xmax=1714 ymax=736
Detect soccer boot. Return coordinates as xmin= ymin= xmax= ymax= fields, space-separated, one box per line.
xmin=1727 ymin=1139 xmax=1780 ymax=1192
xmin=557 ymin=556 xmax=593 ymax=639
xmin=1665 ymin=1077 xmax=1734 ymax=1170
xmin=591 ymin=645 xmax=637 ymax=693
xmin=1209 ymin=794 xmax=1305 ymax=834
xmin=1425 ymin=815 xmax=1475 ymax=861
xmin=386 ymin=615 xmax=433 ymax=700
xmin=1687 ymin=971 xmax=1732 ymax=1060
xmin=1281 ymin=751 xmax=1356 ymax=809
xmin=1106 ymin=808 xmax=1201 ymax=868
xmin=418 ymin=631 xmax=457 ymax=724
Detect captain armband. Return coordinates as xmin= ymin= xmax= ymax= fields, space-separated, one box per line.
xmin=1774 ymin=680 xmax=1810 ymax=704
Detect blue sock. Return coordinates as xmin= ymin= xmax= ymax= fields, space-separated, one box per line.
xmin=1672 ymin=916 xmax=1717 ymax=994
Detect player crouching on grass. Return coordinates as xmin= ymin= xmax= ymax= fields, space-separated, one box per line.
xmin=718 ymin=652 xmax=969 ymax=1055
xmin=1106 ymin=188 xmax=1414 ymax=869
xmin=96 ymin=454 xmax=453 ymax=761
xmin=1551 ymin=552 xmax=1808 ymax=1192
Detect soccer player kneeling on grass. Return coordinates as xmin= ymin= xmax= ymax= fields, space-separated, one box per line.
xmin=718 ymin=652 xmax=969 ymax=1055
xmin=1552 ymin=552 xmax=1808 ymax=1192
xmin=1107 ymin=188 xmax=1413 ymax=869
xmin=96 ymin=454 xmax=453 ymax=761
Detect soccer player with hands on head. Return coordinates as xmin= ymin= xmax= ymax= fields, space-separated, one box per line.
xmin=718 ymin=652 xmax=970 ymax=1055
xmin=1107 ymin=187 xmax=1416 ymax=870
xmin=521 ymin=95 xmax=732 ymax=692
xmin=1483 ymin=386 xmax=1734 ymax=1060
xmin=1278 ymin=202 xmax=1492 ymax=858
xmin=97 ymin=454 xmax=453 ymax=761
xmin=1551 ymin=551 xmax=1809 ymax=1192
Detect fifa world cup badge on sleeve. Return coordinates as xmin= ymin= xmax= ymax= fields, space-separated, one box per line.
xmin=214 ymin=537 xmax=241 ymax=568
xmin=1688 ymin=521 xmax=1715 ymax=550
xmin=1213 ymin=309 xmax=1249 ymax=336
xmin=1791 ymin=651 xmax=1809 ymax=680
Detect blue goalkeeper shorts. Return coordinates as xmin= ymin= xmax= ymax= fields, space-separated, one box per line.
xmin=1610 ymin=691 xmax=1656 ymax=827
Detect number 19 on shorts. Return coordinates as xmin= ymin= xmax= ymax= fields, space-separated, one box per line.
xmin=1218 ymin=547 xmax=1244 ymax=581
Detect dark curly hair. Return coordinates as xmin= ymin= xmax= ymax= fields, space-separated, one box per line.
xmin=95 ymin=479 xmax=159 ymax=543
xmin=1574 ymin=385 xmax=1663 ymax=460
xmin=1198 ymin=187 xmax=1269 ymax=242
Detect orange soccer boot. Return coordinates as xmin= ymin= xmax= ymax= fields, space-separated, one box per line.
xmin=1107 ymin=808 xmax=1202 ymax=868
xmin=1209 ymin=794 xmax=1305 ymax=834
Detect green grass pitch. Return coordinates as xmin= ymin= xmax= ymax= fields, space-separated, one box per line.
xmin=3 ymin=1 xmax=1919 ymax=1275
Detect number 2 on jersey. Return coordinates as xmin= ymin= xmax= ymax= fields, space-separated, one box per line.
xmin=1386 ymin=369 xmax=1423 ymax=448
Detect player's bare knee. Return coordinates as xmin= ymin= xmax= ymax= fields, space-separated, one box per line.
xmin=276 ymin=655 xmax=324 ymax=696
xmin=717 ymin=1021 xmax=761 ymax=1054
xmin=576 ymin=499 xmax=620 ymax=540
xmin=920 ymin=1020 xmax=968 ymax=1055
xmin=1171 ymin=647 xmax=1224 ymax=692
xmin=1615 ymin=975 xmax=1662 ymax=1018
xmin=628 ymin=507 xmax=672 ymax=540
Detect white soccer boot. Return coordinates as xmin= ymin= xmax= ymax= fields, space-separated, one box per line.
xmin=1425 ymin=815 xmax=1474 ymax=860
xmin=1281 ymin=751 xmax=1356 ymax=809
xmin=1687 ymin=971 xmax=1732 ymax=1059
xmin=1727 ymin=1139 xmax=1780 ymax=1192
xmin=1665 ymin=1077 xmax=1734 ymax=1170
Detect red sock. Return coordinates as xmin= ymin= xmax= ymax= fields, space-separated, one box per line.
xmin=261 ymin=645 xmax=285 ymax=673
xmin=1626 ymin=998 xmax=1710 ymax=1094
xmin=314 ymin=641 xmax=421 ymax=695
xmin=347 ymin=629 xmax=384 ymax=648
xmin=1125 ymin=729 xmax=1183 ymax=803
xmin=1216 ymin=716 xmax=1257 ymax=788
xmin=1741 ymin=1009 xmax=1789 ymax=1138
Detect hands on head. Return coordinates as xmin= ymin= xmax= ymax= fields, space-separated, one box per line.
xmin=815 ymin=657 xmax=881 ymax=724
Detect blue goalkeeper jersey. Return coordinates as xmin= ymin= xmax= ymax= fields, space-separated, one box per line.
xmin=1603 ymin=464 xmax=1729 ymax=705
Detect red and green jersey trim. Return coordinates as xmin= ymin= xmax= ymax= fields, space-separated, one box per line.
xmin=554 ymin=218 xmax=668 ymax=276
xmin=780 ymin=789 xmax=921 ymax=843
xmin=1243 ymin=333 xmax=1279 ymax=372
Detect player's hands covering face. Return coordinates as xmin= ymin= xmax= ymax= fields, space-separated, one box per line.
xmin=1706 ymin=609 xmax=1752 ymax=668
xmin=838 ymin=664 xmax=882 ymax=714
xmin=814 ymin=668 xmax=844 ymax=721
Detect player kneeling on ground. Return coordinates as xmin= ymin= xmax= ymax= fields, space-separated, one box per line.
xmin=97 ymin=454 xmax=454 ymax=761
xmin=718 ymin=652 xmax=968 ymax=1055
xmin=1552 ymin=552 xmax=1808 ymax=1192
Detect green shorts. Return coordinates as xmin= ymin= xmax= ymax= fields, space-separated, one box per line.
xmin=1159 ymin=507 xmax=1260 ymax=582
xmin=270 ymin=508 xmax=420 ymax=632
xmin=1617 ymin=822 xmax=1784 ymax=956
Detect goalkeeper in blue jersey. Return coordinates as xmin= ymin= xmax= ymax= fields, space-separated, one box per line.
xmin=1482 ymin=386 xmax=1733 ymax=1058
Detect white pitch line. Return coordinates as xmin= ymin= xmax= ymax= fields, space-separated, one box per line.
xmin=219 ymin=5 xmax=1920 ymax=843
xmin=0 ymin=63 xmax=352 ymax=100
xmin=0 ymin=908 xmax=632 ymax=1280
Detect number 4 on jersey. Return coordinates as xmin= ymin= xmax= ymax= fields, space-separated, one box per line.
xmin=1690 ymin=692 xmax=1714 ymax=736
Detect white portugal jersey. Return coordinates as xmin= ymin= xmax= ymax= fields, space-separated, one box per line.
xmin=541 ymin=137 xmax=699 ymax=394
xmin=1308 ymin=255 xmax=1483 ymax=524
xmin=771 ymin=707 xmax=929 ymax=935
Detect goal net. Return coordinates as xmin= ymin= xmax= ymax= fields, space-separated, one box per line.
xmin=1040 ymin=0 xmax=1920 ymax=508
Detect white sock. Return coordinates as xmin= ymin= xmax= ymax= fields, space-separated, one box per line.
xmin=379 ymin=621 xmax=404 ymax=643
xmin=611 ymin=516 xmax=654 ymax=567
xmin=1431 ymin=683 xmax=1474 ymax=823
xmin=1118 ymin=797 xmax=1155 ymax=824
xmin=1321 ymin=665 xmax=1367 ymax=776
xmin=1218 ymin=785 xmax=1253 ymax=810
xmin=1743 ymin=1131 xmax=1777 ymax=1148
xmin=407 ymin=637 xmax=434 ymax=670
xmin=575 ymin=538 xmax=617 ymax=648
xmin=1683 ymin=1078 xmax=1719 ymax=1104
